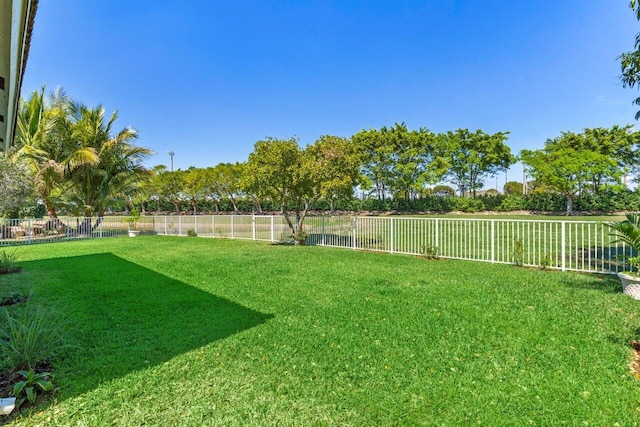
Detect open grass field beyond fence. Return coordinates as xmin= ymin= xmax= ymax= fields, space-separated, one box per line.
xmin=1 ymin=237 xmax=639 ymax=425
xmin=0 ymin=215 xmax=635 ymax=274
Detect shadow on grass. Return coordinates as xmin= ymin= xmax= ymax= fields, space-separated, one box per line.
xmin=559 ymin=272 xmax=621 ymax=295
xmin=19 ymin=253 xmax=273 ymax=402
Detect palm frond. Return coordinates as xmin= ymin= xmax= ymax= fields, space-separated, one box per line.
xmin=607 ymin=213 xmax=640 ymax=251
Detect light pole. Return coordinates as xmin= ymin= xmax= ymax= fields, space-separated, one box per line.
xmin=167 ymin=151 xmax=174 ymax=172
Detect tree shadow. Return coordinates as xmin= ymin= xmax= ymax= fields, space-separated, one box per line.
xmin=18 ymin=253 xmax=273 ymax=401
xmin=559 ymin=272 xmax=621 ymax=295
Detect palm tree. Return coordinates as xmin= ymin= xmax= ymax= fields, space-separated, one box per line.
xmin=65 ymin=103 xmax=153 ymax=218
xmin=13 ymin=87 xmax=98 ymax=218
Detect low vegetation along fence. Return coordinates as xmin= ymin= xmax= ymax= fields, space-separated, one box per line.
xmin=0 ymin=215 xmax=632 ymax=274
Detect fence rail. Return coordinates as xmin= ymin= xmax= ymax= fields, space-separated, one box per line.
xmin=0 ymin=215 xmax=631 ymax=274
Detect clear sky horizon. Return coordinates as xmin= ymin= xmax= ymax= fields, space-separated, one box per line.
xmin=20 ymin=1 xmax=640 ymax=189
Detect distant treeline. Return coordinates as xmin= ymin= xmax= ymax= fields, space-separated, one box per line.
xmin=133 ymin=190 xmax=640 ymax=215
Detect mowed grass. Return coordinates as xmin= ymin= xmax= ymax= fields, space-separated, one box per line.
xmin=1 ymin=237 xmax=640 ymax=425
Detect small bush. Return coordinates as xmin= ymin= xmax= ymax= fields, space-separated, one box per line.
xmin=455 ymin=198 xmax=485 ymax=213
xmin=294 ymin=231 xmax=309 ymax=245
xmin=0 ymin=305 xmax=69 ymax=371
xmin=0 ymin=249 xmax=20 ymax=274
xmin=420 ymin=245 xmax=440 ymax=260
xmin=512 ymin=239 xmax=524 ymax=267
xmin=186 ymin=229 xmax=197 ymax=237
xmin=496 ymin=195 xmax=527 ymax=212
xmin=538 ymin=253 xmax=552 ymax=270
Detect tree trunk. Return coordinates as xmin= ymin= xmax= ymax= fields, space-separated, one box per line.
xmin=566 ymin=195 xmax=574 ymax=215
xmin=230 ymin=197 xmax=239 ymax=214
xmin=44 ymin=201 xmax=58 ymax=219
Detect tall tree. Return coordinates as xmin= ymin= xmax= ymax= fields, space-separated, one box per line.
xmin=13 ymin=87 xmax=98 ymax=218
xmin=503 ymin=181 xmax=523 ymax=195
xmin=155 ymin=170 xmax=184 ymax=213
xmin=65 ymin=103 xmax=153 ymax=217
xmin=243 ymin=136 xmax=360 ymax=243
xmin=520 ymin=129 xmax=626 ymax=214
xmin=353 ymin=123 xmax=437 ymax=200
xmin=434 ymin=129 xmax=514 ymax=197
xmin=182 ymin=168 xmax=208 ymax=215
xmin=352 ymin=128 xmax=395 ymax=200
xmin=214 ymin=162 xmax=245 ymax=213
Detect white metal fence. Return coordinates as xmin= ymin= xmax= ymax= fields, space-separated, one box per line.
xmin=0 ymin=215 xmax=632 ymax=274
xmin=0 ymin=216 xmax=156 ymax=246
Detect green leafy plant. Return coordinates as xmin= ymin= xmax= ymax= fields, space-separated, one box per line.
xmin=293 ymin=230 xmax=309 ymax=245
xmin=607 ymin=214 xmax=640 ymax=275
xmin=420 ymin=245 xmax=440 ymax=260
xmin=122 ymin=209 xmax=142 ymax=230
xmin=12 ymin=369 xmax=53 ymax=407
xmin=0 ymin=305 xmax=69 ymax=371
xmin=0 ymin=248 xmax=19 ymax=274
xmin=511 ymin=239 xmax=524 ymax=267
xmin=186 ymin=229 xmax=197 ymax=237
xmin=538 ymin=253 xmax=551 ymax=270
xmin=0 ymin=291 xmax=28 ymax=306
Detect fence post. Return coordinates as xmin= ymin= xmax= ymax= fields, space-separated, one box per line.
xmin=66 ymin=218 xmax=70 ymax=239
xmin=561 ymin=221 xmax=566 ymax=272
xmin=491 ymin=220 xmax=495 ymax=263
xmin=321 ymin=216 xmax=326 ymax=246
xmin=231 ymin=215 xmax=235 ymax=239
xmin=352 ymin=217 xmax=357 ymax=250
xmin=27 ymin=219 xmax=31 ymax=245
xmin=390 ymin=217 xmax=394 ymax=253
xmin=195 ymin=216 xmax=198 ymax=235
xmin=435 ymin=218 xmax=439 ymax=249
xmin=99 ymin=218 xmax=103 ymax=238
xmin=270 ymin=216 xmax=274 ymax=242
xmin=252 ymin=214 xmax=256 ymax=240
xmin=179 ymin=216 xmax=182 ymax=236
xmin=164 ymin=216 xmax=168 ymax=235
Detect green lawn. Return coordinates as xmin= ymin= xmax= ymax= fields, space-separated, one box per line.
xmin=1 ymin=236 xmax=640 ymax=425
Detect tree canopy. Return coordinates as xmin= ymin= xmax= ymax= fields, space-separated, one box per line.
xmin=434 ymin=129 xmax=514 ymax=197
xmin=521 ymin=126 xmax=638 ymax=214
xmin=620 ymin=0 xmax=640 ymax=119
xmin=12 ymin=87 xmax=152 ymax=218
xmin=243 ymin=136 xmax=360 ymax=243
xmin=353 ymin=123 xmax=436 ymax=200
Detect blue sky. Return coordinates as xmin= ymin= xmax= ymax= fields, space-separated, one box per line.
xmin=21 ymin=1 xmax=639 ymax=188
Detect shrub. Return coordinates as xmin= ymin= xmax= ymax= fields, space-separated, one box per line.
xmin=496 ymin=195 xmax=527 ymax=212
xmin=293 ymin=230 xmax=309 ymax=245
xmin=0 ymin=305 xmax=69 ymax=371
xmin=538 ymin=253 xmax=552 ymax=270
xmin=420 ymin=245 xmax=439 ymax=260
xmin=454 ymin=197 xmax=485 ymax=213
xmin=0 ymin=249 xmax=20 ymax=274
xmin=186 ymin=229 xmax=197 ymax=237
xmin=512 ymin=239 xmax=524 ymax=267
